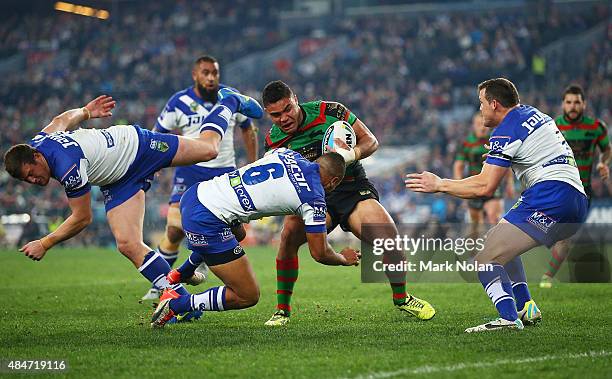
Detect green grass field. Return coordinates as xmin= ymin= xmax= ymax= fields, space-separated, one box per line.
xmin=1 ymin=246 xmax=611 ymax=378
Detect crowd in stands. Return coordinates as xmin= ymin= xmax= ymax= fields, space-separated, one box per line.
xmin=0 ymin=1 xmax=609 ymax=246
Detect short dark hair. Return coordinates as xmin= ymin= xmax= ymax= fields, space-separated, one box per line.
xmin=562 ymin=84 xmax=585 ymax=102
xmin=477 ymin=78 xmax=520 ymax=108
xmin=262 ymin=80 xmax=293 ymax=106
xmin=315 ymin=152 xmax=346 ymax=181
xmin=194 ymin=55 xmax=218 ymax=66
xmin=4 ymin=144 xmax=38 ymax=179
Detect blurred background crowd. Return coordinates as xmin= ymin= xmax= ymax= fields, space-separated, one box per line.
xmin=0 ymin=0 xmax=610 ymax=246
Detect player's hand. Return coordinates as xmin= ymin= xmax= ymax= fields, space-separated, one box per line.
xmin=405 ymin=171 xmax=442 ymax=193
xmin=597 ymin=162 xmax=609 ymax=181
xmin=85 ymin=95 xmax=116 ymax=119
xmin=326 ymin=138 xmax=356 ymax=163
xmin=19 ymin=240 xmax=48 ymax=261
xmin=340 ymin=247 xmax=361 ymax=266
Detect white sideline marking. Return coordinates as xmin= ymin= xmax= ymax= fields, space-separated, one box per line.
xmin=347 ymin=350 xmax=611 ymax=379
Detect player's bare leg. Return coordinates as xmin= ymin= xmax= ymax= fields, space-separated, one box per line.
xmin=152 ymin=254 xmax=259 ymax=328
xmin=541 ymin=238 xmax=571 ymax=288
xmin=468 ymin=207 xmax=484 ymax=240
xmin=346 ymin=199 xmax=435 ymax=320
xmin=265 ymin=215 xmax=307 ymax=326
xmin=465 ymin=220 xmax=541 ymax=332
xmin=106 ymin=191 xmax=191 ymax=302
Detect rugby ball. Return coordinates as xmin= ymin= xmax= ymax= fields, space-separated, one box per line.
xmin=322 ymin=120 xmax=356 ymax=152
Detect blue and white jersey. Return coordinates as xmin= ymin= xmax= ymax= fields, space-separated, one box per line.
xmin=29 ymin=125 xmax=139 ymax=198
xmin=196 ymin=148 xmax=327 ymax=233
xmin=485 ymin=105 xmax=585 ymax=195
xmin=155 ymin=85 xmax=251 ymax=168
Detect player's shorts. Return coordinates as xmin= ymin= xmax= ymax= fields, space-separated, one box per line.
xmin=179 ymin=185 xmax=244 ymax=266
xmin=467 ymin=187 xmax=503 ymax=210
xmin=101 ymin=126 xmax=178 ymax=212
xmin=504 ymin=180 xmax=588 ymax=248
xmin=326 ymin=178 xmax=380 ymax=233
xmin=169 ymin=165 xmax=235 ymax=204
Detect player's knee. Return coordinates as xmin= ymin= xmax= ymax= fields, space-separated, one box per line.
xmin=166 ymin=226 xmax=184 ymax=244
xmin=115 ymin=239 xmax=142 ymax=261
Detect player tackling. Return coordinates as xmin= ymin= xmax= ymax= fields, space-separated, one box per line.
xmin=150 ymin=148 xmax=360 ymax=327
xmin=406 ymin=78 xmax=588 ymax=332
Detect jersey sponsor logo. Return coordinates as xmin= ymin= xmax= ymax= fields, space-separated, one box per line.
xmin=542 ymin=155 xmax=577 ymax=168
xmin=189 ymin=101 xmax=198 ymax=112
xmin=171 ymin=184 xmax=187 ymax=196
xmin=521 ymin=111 xmax=550 ymax=133
xmin=149 ymin=140 xmax=169 ymax=152
xmin=102 ymin=189 xmax=112 ymax=204
xmin=101 ymin=130 xmax=115 ymax=148
xmin=228 ymin=171 xmax=257 ymax=212
xmin=60 ymin=164 xmax=83 ymax=191
xmin=279 ymin=151 xmax=312 ymax=192
xmin=527 ymin=211 xmax=557 ymax=233
xmin=185 ymin=230 xmax=208 ymax=246
xmin=312 ymin=200 xmax=327 ymax=223
xmin=489 ymin=136 xmax=511 ymax=152
xmin=324 ymin=102 xmax=348 ymax=120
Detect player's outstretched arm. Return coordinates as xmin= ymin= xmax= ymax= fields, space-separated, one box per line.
xmin=306 ymin=232 xmax=361 ymax=266
xmin=42 ymin=95 xmax=116 ymax=134
xmin=405 ymin=163 xmax=508 ymax=199
xmin=19 ymin=193 xmax=93 ymax=261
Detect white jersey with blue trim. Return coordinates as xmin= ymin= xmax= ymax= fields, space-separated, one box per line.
xmin=155 ymin=85 xmax=251 ymax=168
xmin=29 ymin=125 xmax=139 ymax=197
xmin=195 ymin=148 xmax=327 ymax=233
xmin=485 ymin=104 xmax=585 ymax=194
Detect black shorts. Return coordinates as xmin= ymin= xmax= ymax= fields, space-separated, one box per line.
xmin=200 ymin=245 xmax=245 ymax=266
xmin=467 ymin=196 xmax=499 ymax=210
xmin=326 ymin=179 xmax=380 ymax=232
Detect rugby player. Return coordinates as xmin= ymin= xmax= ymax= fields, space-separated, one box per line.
xmin=540 ymin=84 xmax=610 ymax=288
xmin=150 ymin=149 xmax=360 ymax=327
xmin=141 ymin=55 xmax=259 ymax=300
xmin=407 ymin=78 xmax=586 ymax=332
xmin=261 ymin=80 xmax=435 ymax=326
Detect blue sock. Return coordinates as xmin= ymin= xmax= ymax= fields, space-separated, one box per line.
xmin=478 ymin=263 xmax=518 ymax=321
xmin=170 ymin=286 xmax=226 ymax=313
xmin=199 ymin=97 xmax=238 ymax=136
xmin=177 ymin=252 xmax=205 ymax=278
xmin=139 ymin=251 xmax=189 ymax=296
xmin=505 ymin=256 xmax=532 ymax=310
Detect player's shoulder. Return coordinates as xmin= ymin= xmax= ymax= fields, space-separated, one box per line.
xmin=321 ymin=100 xmax=352 ymax=121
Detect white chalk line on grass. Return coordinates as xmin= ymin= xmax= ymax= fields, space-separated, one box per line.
xmin=346 ymin=350 xmax=611 ymax=379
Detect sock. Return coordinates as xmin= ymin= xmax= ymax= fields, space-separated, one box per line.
xmin=139 ymin=251 xmax=189 ymax=296
xmin=170 ymin=286 xmax=226 ymax=313
xmin=478 ymin=263 xmax=518 ymax=321
xmin=505 ymin=256 xmax=532 ymax=310
xmin=390 ymin=282 xmax=408 ymax=305
xmin=177 ymin=252 xmax=205 ymax=278
xmin=199 ymin=97 xmax=238 ymax=136
xmin=276 ymin=257 xmax=298 ymax=315
xmin=544 ymin=246 xmax=564 ymax=278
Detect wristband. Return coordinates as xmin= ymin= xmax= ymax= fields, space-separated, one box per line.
xmin=82 ymin=107 xmax=91 ymax=120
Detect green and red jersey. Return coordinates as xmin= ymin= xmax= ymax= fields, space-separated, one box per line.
xmin=265 ymin=100 xmax=367 ymax=181
xmin=455 ymin=132 xmax=489 ymax=176
xmin=555 ymin=115 xmax=609 ymax=190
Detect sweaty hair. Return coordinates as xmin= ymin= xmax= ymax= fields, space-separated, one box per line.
xmin=262 ymin=80 xmax=293 ymax=106
xmin=4 ymin=144 xmax=38 ymax=179
xmin=562 ymin=84 xmax=585 ymax=102
xmin=315 ymin=152 xmax=346 ymax=181
xmin=477 ymin=78 xmax=520 ymax=108
xmin=194 ymin=55 xmax=218 ymax=66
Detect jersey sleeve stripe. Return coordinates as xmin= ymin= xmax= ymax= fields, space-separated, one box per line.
xmin=200 ymin=123 xmax=225 ymax=137
xmin=485 ymin=156 xmax=512 ymax=167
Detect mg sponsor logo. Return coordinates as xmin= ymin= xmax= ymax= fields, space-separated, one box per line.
xmin=185 ymin=230 xmax=208 ymax=246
